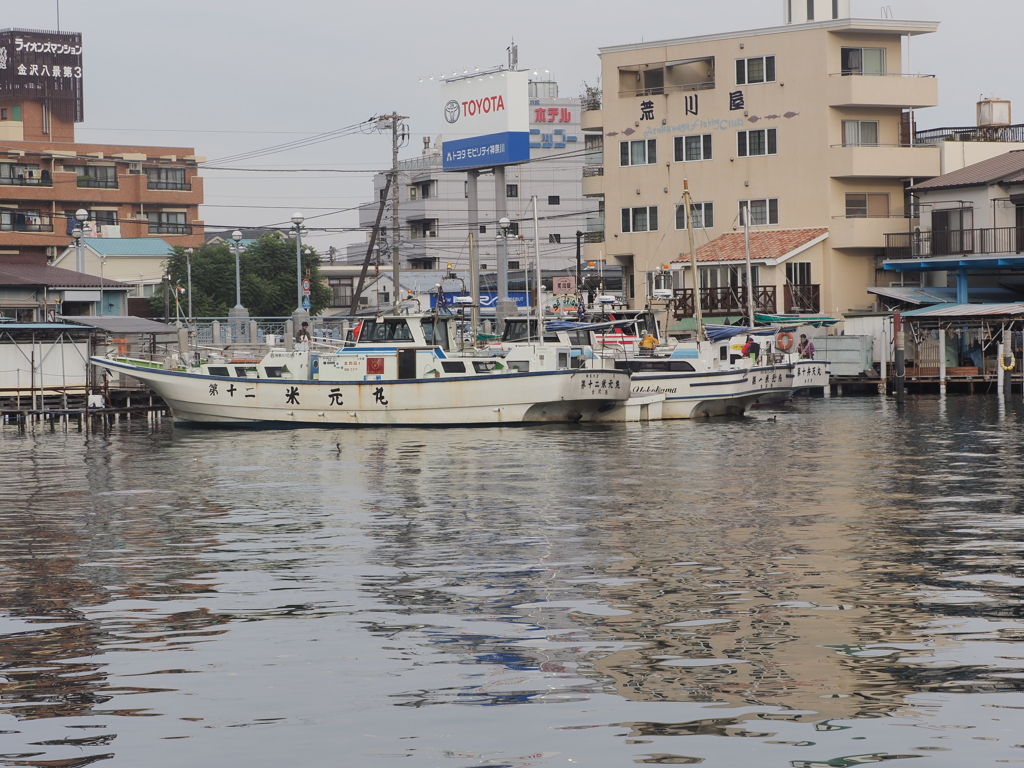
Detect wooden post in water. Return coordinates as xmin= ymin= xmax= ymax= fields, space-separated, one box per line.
xmin=879 ymin=323 xmax=888 ymax=395
xmin=939 ymin=326 xmax=946 ymax=396
xmin=997 ymin=338 xmax=1005 ymax=399
xmin=894 ymin=311 xmax=905 ymax=404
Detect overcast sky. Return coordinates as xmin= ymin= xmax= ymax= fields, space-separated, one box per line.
xmin=0 ymin=0 xmax=1016 ymax=253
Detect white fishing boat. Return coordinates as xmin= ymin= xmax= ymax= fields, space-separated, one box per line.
xmin=91 ymin=314 xmax=630 ymax=426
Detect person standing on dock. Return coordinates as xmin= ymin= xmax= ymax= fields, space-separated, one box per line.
xmin=296 ymin=322 xmax=312 ymax=351
xmin=798 ymin=334 xmax=815 ymax=359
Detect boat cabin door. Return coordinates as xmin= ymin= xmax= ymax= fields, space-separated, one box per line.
xmin=398 ymin=348 xmax=418 ymax=380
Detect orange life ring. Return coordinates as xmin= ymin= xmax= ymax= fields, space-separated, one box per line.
xmin=776 ymin=331 xmax=794 ymax=352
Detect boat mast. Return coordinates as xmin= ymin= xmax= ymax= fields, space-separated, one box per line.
xmin=683 ymin=179 xmax=704 ymax=341
xmin=743 ymin=206 xmax=755 ymax=327
xmin=532 ymin=195 xmax=542 ymax=343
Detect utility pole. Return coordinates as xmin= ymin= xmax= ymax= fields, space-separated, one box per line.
xmin=377 ymin=113 xmax=409 ymax=310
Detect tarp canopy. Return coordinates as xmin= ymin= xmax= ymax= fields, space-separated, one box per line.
xmin=755 ymin=314 xmax=840 ymax=327
xmin=703 ymin=324 xmax=796 ymax=342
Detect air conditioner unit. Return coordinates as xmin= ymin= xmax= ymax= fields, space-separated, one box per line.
xmin=128 ymin=162 xmax=143 ymax=174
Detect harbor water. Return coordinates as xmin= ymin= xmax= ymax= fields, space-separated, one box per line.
xmin=2 ymin=396 xmax=1024 ymax=767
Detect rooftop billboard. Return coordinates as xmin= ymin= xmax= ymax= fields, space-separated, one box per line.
xmin=0 ymin=29 xmax=84 ymax=122
xmin=441 ymin=70 xmax=529 ymax=171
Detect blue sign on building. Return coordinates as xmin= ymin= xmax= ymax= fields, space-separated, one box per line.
xmin=430 ymin=291 xmax=530 ymax=309
xmin=442 ymin=132 xmax=530 ymax=171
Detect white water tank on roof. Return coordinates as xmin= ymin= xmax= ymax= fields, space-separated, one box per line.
xmin=784 ymin=0 xmax=850 ymax=23
xmin=978 ymin=98 xmax=1012 ymax=127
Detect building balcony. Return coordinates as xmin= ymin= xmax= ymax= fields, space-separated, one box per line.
xmin=829 ymin=215 xmax=908 ymax=250
xmin=828 ymin=73 xmax=938 ymax=110
xmin=673 ymin=286 xmax=778 ymax=318
xmin=829 ymin=144 xmax=939 ymax=179
xmin=148 ymin=223 xmax=193 ymax=236
xmin=582 ymin=166 xmax=604 ymax=197
xmin=77 ymin=177 xmax=118 ymax=189
xmin=0 ymin=215 xmax=54 ymax=233
xmin=0 ymin=174 xmax=51 ymax=187
xmin=885 ymin=227 xmax=1024 ymax=260
xmin=784 ymin=284 xmax=821 ymax=314
xmin=147 ymin=180 xmax=192 ymax=191
xmin=581 ymin=108 xmax=603 ymax=133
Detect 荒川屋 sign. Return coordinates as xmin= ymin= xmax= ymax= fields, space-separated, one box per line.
xmin=441 ymin=70 xmax=530 ymax=171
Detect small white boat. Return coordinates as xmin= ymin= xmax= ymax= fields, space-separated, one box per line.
xmin=498 ymin=315 xmax=785 ymax=419
xmin=91 ymin=314 xmax=630 ymax=427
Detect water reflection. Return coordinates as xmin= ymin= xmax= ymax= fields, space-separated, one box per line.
xmin=1 ymin=397 xmax=1024 ymax=766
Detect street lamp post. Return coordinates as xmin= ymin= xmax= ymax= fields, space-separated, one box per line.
xmin=184 ymin=247 xmax=194 ymax=322
xmin=291 ymin=213 xmax=309 ymax=326
xmin=99 ymin=255 xmax=106 ymax=316
xmin=227 ymin=229 xmax=250 ymax=334
xmin=74 ymin=208 xmax=88 ymax=272
xmin=494 ymin=217 xmax=517 ymax=335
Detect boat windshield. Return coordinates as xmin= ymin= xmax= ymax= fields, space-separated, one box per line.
xmin=359 ymin=319 xmax=414 ymax=342
xmin=422 ymin=319 xmax=450 ymax=350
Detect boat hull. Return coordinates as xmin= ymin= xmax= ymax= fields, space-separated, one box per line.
xmin=630 ymin=365 xmax=792 ymax=419
xmin=91 ymin=358 xmax=629 ymax=427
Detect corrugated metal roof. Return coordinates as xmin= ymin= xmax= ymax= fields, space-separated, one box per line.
xmin=910 ymin=150 xmax=1024 ymax=192
xmin=0 ymin=263 xmax=131 ymax=289
xmin=83 ymin=238 xmax=172 ymax=256
xmin=673 ymin=228 xmax=829 ymax=265
xmin=902 ymin=302 xmax=1024 ymax=317
xmin=61 ymin=316 xmax=180 ymax=334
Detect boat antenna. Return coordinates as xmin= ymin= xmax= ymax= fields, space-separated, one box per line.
xmin=683 ymin=179 xmax=705 ymax=341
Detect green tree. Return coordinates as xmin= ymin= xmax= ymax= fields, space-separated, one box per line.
xmin=152 ymin=236 xmax=332 ymax=318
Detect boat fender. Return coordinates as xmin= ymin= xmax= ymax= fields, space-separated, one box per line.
xmin=776 ymin=331 xmax=794 ymax=352
xmin=1001 ymin=352 xmax=1015 ymax=371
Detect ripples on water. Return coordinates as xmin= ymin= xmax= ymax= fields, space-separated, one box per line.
xmin=2 ymin=396 xmax=1024 ymax=767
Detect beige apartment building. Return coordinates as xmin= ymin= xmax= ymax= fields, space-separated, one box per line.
xmin=582 ymin=0 xmax=940 ymax=329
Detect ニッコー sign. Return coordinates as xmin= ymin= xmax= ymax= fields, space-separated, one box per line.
xmin=0 ymin=29 xmax=85 ymax=122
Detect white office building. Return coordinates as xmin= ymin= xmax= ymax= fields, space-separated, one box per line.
xmin=347 ymin=81 xmax=595 ymax=277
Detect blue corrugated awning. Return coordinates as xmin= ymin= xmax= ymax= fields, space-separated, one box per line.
xmin=884 ymin=254 xmax=1024 ymax=272
xmin=902 ymin=302 xmax=1024 ymax=318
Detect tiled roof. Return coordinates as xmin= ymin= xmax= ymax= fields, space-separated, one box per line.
xmin=83 ymin=238 xmax=172 ymax=256
xmin=672 ymin=228 xmax=829 ymax=265
xmin=911 ymin=150 xmax=1024 ymax=192
xmin=0 ymin=263 xmax=131 ymax=289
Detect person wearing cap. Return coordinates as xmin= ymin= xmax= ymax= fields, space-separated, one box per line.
xmin=797 ymin=334 xmax=815 ymax=359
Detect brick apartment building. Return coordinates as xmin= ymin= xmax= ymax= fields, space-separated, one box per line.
xmin=0 ymin=28 xmax=205 ymax=266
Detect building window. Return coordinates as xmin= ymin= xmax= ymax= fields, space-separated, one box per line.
xmin=739 ymin=199 xmax=779 ymax=226
xmin=735 ymin=55 xmax=776 ymax=86
xmin=787 ymin=261 xmax=811 ymax=285
xmin=841 ymin=47 xmax=885 ymax=76
xmin=845 ymin=193 xmax=890 ymax=218
xmin=147 ymin=211 xmax=187 ymax=234
xmin=146 ymin=167 xmax=186 ymax=190
xmin=464 ymin=181 xmax=468 ymax=199
xmin=620 ymin=139 xmax=657 ymax=166
xmin=674 ymin=134 xmax=712 ymax=162
xmin=833 ymin=0 xmax=839 ymax=18
xmin=807 ymin=0 xmax=814 ymax=19
xmin=506 ymin=184 xmax=518 ymax=198
xmin=409 ymin=186 xmax=417 ymax=201
xmin=418 ymin=181 xmax=432 ymax=200
xmin=621 ymin=206 xmax=658 ymax=233
xmin=0 ymin=109 xmax=6 ymax=120
xmin=328 ymin=277 xmax=353 ymax=308
xmin=548 ymin=195 xmax=560 ymax=206
xmin=675 ymin=202 xmax=714 ymax=230
xmin=737 ymin=129 xmax=777 ymax=157
xmin=91 ymin=209 xmax=118 ymax=226
xmin=549 ymin=233 xmax=561 ymax=243
xmin=701 ymin=265 xmax=758 ymax=288
xmin=842 ymin=120 xmax=879 ymax=146
xmin=507 ymin=222 xmax=520 ymax=236
xmin=479 ymin=225 xmax=487 ymax=234
xmin=508 ymin=261 xmax=520 ymax=270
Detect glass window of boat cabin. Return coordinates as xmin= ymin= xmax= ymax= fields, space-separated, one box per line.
xmin=360 ymin=319 xmax=414 ymax=342
xmin=502 ymin=318 xmax=560 ymax=343
xmin=421 ymin=318 xmax=451 ymax=350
